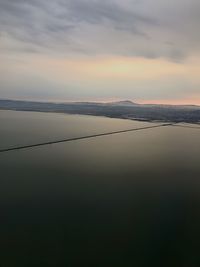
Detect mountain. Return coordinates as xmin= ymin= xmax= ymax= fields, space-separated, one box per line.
xmin=107 ymin=100 xmax=137 ymax=106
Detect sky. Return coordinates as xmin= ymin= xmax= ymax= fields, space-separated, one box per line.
xmin=0 ymin=0 xmax=200 ymax=104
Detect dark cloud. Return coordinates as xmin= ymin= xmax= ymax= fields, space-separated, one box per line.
xmin=0 ymin=0 xmax=199 ymax=60
xmin=62 ymin=0 xmax=156 ymax=34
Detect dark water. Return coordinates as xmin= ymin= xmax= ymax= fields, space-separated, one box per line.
xmin=1 ymin=110 xmax=200 ymax=266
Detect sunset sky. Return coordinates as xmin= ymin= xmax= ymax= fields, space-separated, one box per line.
xmin=1 ymin=0 xmax=200 ymax=104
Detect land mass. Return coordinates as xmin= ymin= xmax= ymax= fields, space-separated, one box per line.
xmin=0 ymin=99 xmax=200 ymax=123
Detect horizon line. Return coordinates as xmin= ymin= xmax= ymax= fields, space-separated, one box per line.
xmin=0 ymin=97 xmax=200 ymax=107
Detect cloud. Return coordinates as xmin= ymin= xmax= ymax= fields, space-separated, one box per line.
xmin=63 ymin=0 xmax=155 ymax=34
xmin=1 ymin=0 xmax=198 ymax=61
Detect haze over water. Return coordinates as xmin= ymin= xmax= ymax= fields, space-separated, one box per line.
xmin=1 ymin=110 xmax=200 ymax=266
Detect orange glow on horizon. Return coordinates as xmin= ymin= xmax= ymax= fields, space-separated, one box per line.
xmin=6 ymin=53 xmax=200 ymax=105
xmin=138 ymin=98 xmax=200 ymax=106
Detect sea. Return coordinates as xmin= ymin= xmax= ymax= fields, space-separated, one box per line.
xmin=1 ymin=110 xmax=200 ymax=266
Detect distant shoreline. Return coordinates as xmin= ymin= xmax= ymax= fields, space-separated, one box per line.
xmin=0 ymin=107 xmax=159 ymax=123
xmin=0 ymin=99 xmax=200 ymax=124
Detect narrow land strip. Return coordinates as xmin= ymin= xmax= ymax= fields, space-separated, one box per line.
xmin=0 ymin=123 xmax=173 ymax=153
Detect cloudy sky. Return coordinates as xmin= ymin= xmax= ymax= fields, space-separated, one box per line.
xmin=1 ymin=0 xmax=200 ymax=104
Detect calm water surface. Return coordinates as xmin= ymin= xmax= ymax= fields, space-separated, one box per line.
xmin=1 ymin=110 xmax=200 ymax=266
